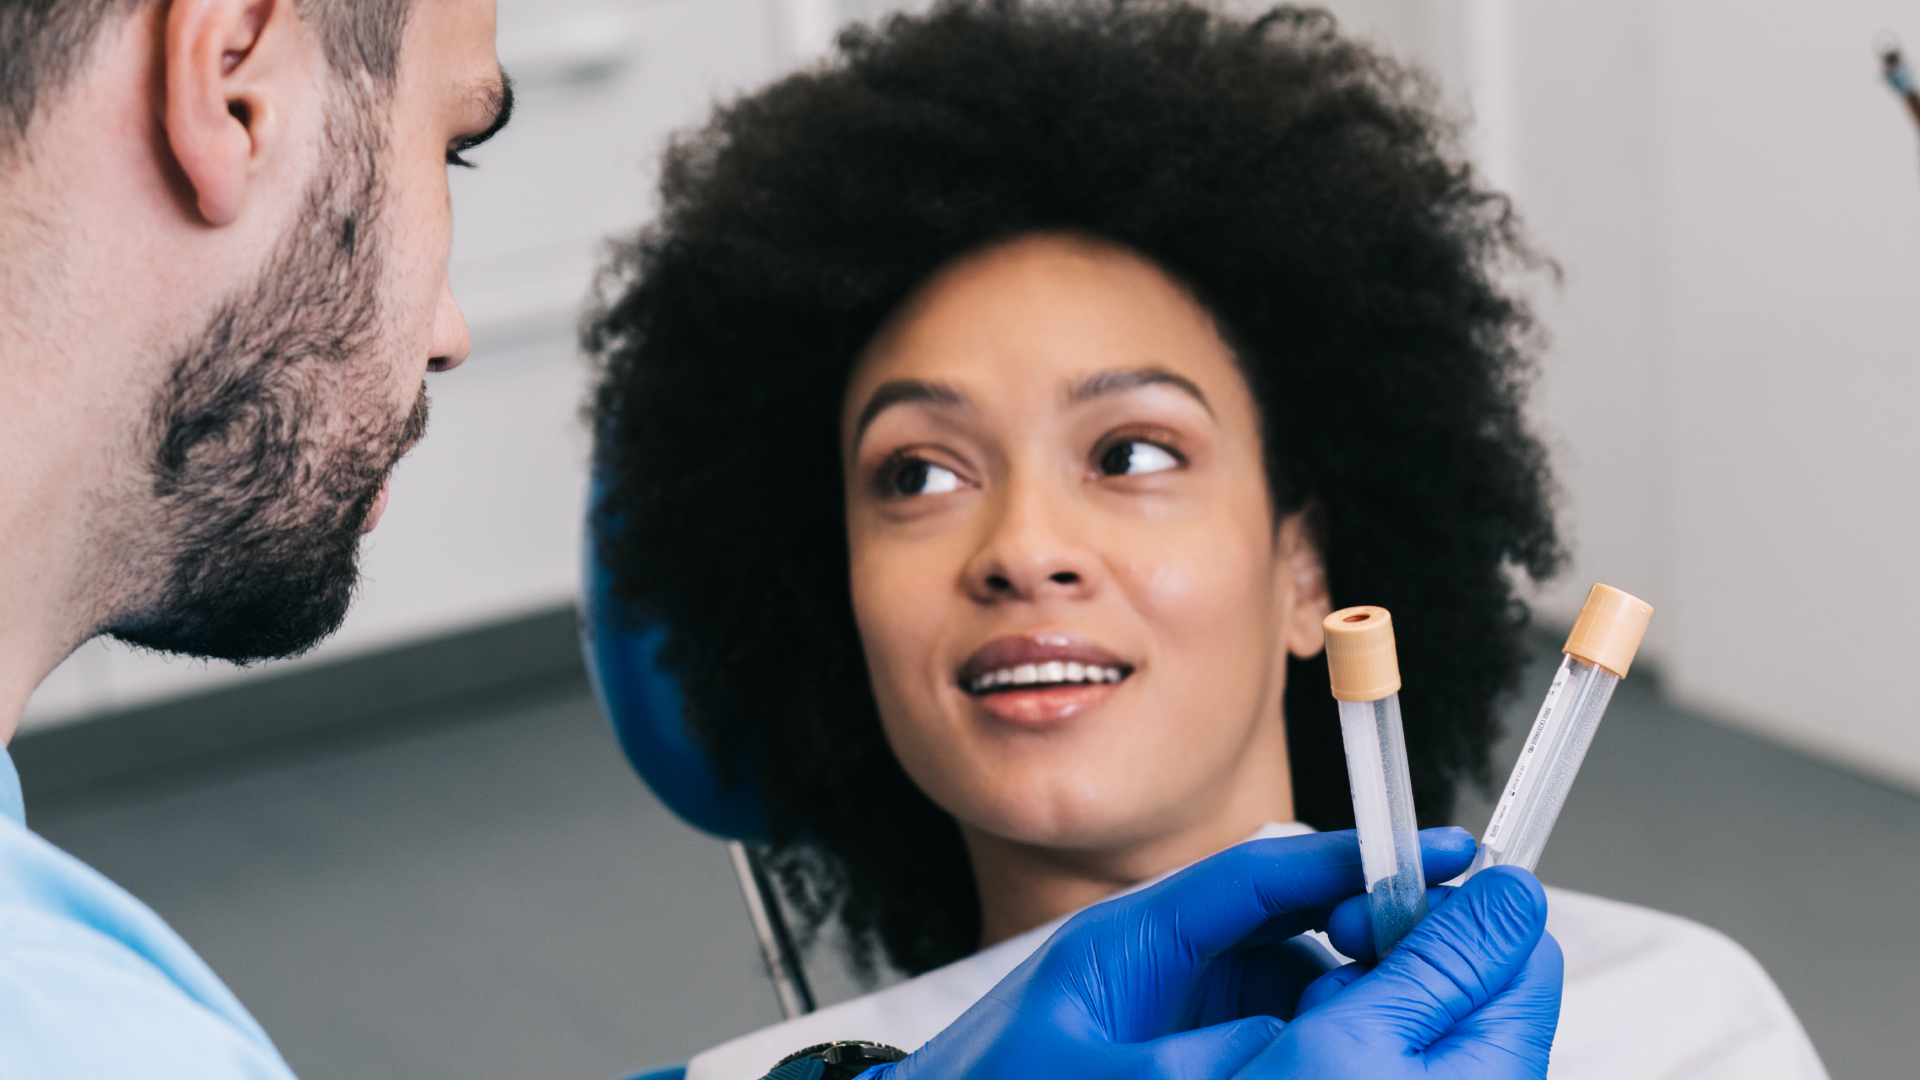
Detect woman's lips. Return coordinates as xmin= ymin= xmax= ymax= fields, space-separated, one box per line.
xmin=972 ymin=681 xmax=1119 ymax=724
xmin=957 ymin=632 xmax=1134 ymax=725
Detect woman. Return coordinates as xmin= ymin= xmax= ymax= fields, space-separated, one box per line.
xmin=588 ymin=3 xmax=1825 ymax=1077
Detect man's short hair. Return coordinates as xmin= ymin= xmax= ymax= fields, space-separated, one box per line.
xmin=0 ymin=0 xmax=413 ymax=162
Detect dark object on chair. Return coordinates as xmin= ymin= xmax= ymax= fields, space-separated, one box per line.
xmin=769 ymin=1041 xmax=908 ymax=1080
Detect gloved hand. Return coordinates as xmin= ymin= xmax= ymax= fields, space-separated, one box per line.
xmin=1232 ymin=865 xmax=1561 ymax=1077
xmin=857 ymin=827 xmax=1558 ymax=1079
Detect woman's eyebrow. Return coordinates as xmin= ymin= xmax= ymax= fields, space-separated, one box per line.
xmin=854 ymin=379 xmax=969 ymax=442
xmin=1067 ymin=367 xmax=1213 ymax=416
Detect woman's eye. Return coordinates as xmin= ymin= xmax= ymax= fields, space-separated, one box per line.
xmin=1098 ymin=440 xmax=1181 ymax=477
xmin=890 ymin=458 xmax=963 ymax=496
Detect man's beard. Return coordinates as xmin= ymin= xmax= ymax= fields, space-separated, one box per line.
xmin=105 ymin=96 xmax=428 ymax=664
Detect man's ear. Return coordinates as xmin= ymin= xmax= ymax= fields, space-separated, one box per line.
xmin=1278 ymin=507 xmax=1332 ymax=660
xmin=164 ymin=0 xmax=287 ymax=226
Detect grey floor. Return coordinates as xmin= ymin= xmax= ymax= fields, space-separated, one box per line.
xmin=24 ymin=650 xmax=1920 ymax=1079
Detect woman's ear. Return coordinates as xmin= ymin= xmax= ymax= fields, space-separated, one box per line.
xmin=163 ymin=0 xmax=288 ymax=226
xmin=1277 ymin=509 xmax=1331 ymax=660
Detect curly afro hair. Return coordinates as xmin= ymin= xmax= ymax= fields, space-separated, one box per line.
xmin=587 ymin=0 xmax=1561 ymax=978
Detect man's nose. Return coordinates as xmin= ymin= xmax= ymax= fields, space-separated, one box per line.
xmin=428 ymin=277 xmax=471 ymax=371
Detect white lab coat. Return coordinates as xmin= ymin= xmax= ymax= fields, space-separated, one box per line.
xmin=687 ymin=823 xmax=1828 ymax=1080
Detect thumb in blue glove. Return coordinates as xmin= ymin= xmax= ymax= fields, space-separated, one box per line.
xmin=1238 ymin=865 xmax=1563 ymax=1078
xmin=861 ymin=828 xmax=1483 ymax=1080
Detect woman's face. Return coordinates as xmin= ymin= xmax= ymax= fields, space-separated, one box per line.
xmin=842 ymin=235 xmax=1330 ymax=867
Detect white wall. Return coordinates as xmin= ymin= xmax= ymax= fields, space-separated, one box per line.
xmin=1506 ymin=0 xmax=1920 ymax=791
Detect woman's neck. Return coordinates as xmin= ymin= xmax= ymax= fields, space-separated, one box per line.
xmin=960 ymin=773 xmax=1296 ymax=950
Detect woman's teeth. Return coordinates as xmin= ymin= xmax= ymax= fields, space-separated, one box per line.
xmin=967 ymin=661 xmax=1126 ymax=694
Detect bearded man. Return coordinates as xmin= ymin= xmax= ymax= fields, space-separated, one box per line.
xmin=0 ymin=1 xmax=1564 ymax=1077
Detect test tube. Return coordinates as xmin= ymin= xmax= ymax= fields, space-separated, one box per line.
xmin=1324 ymin=606 xmax=1426 ymax=958
xmin=1468 ymin=584 xmax=1654 ymax=877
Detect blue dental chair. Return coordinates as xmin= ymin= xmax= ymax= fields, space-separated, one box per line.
xmin=579 ymin=499 xmax=818 ymax=1080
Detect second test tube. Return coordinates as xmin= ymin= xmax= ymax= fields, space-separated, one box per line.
xmin=1324 ymin=606 xmax=1427 ymax=958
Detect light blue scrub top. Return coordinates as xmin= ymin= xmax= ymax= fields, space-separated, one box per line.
xmin=0 ymin=744 xmax=297 ymax=1079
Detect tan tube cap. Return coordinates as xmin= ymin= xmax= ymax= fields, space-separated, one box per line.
xmin=1562 ymin=584 xmax=1654 ymax=678
xmin=1324 ymin=606 xmax=1402 ymax=702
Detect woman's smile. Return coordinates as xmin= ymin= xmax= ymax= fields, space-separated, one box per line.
xmin=956 ymin=631 xmax=1135 ymax=725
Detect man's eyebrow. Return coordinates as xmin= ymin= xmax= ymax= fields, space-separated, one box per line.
xmin=454 ymin=69 xmax=515 ymax=154
xmin=853 ymin=379 xmax=968 ymax=443
xmin=1068 ymin=367 xmax=1213 ymax=416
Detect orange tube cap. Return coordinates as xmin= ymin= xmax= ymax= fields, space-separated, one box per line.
xmin=1324 ymin=606 xmax=1402 ymax=702
xmin=1562 ymin=584 xmax=1654 ymax=678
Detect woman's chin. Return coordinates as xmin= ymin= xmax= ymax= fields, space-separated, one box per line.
xmin=957 ymin=781 xmax=1172 ymax=855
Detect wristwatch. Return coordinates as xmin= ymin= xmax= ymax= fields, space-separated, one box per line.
xmin=761 ymin=1040 xmax=908 ymax=1080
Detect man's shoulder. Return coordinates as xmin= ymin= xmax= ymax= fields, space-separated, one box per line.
xmin=0 ymin=814 xmax=298 ymax=1080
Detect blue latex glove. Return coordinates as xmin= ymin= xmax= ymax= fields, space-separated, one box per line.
xmin=1243 ymin=865 xmax=1561 ymax=1077
xmin=857 ymin=827 xmax=1558 ymax=1079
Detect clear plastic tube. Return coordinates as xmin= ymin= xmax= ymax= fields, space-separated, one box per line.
xmin=1338 ymin=692 xmax=1428 ymax=957
xmin=1469 ymin=583 xmax=1653 ymax=877
xmin=1467 ymin=654 xmax=1618 ymax=875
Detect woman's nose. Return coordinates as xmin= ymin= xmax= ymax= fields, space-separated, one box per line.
xmin=963 ymin=483 xmax=1101 ymax=603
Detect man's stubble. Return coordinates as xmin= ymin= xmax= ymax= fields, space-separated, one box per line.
xmin=106 ymin=88 xmax=429 ymax=663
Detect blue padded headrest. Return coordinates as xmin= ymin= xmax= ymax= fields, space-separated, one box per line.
xmin=579 ymin=486 xmax=769 ymax=843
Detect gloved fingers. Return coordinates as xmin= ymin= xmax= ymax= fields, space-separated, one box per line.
xmin=1317 ymin=834 xmax=1475 ymax=962
xmin=1326 ymin=884 xmax=1458 ymax=964
xmin=1415 ymin=828 xmax=1477 ymax=884
xmin=1422 ymin=931 xmax=1563 ymax=1077
xmin=1226 ymin=931 xmax=1558 ymax=1080
xmin=1034 ymin=834 xmax=1365 ymax=1046
xmin=1228 ymin=937 xmax=1345 ymax=1023
xmin=1317 ymin=866 xmax=1549 ymax=1045
xmin=1109 ymin=827 xmax=1479 ymax=959
xmin=1232 ymin=913 xmax=1335 ymax=951
xmin=1293 ymin=960 xmax=1364 ymax=1015
xmin=1135 ymin=1016 xmax=1286 ymax=1080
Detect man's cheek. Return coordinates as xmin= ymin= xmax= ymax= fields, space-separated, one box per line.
xmin=374 ymin=264 xmax=439 ymax=383
xmin=386 ymin=192 xmax=454 ymax=337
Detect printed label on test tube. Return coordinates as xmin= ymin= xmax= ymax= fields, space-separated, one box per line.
xmin=1324 ymin=606 xmax=1427 ymax=959
xmin=1470 ymin=584 xmax=1653 ymax=877
xmin=1481 ymin=663 xmax=1570 ymax=849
